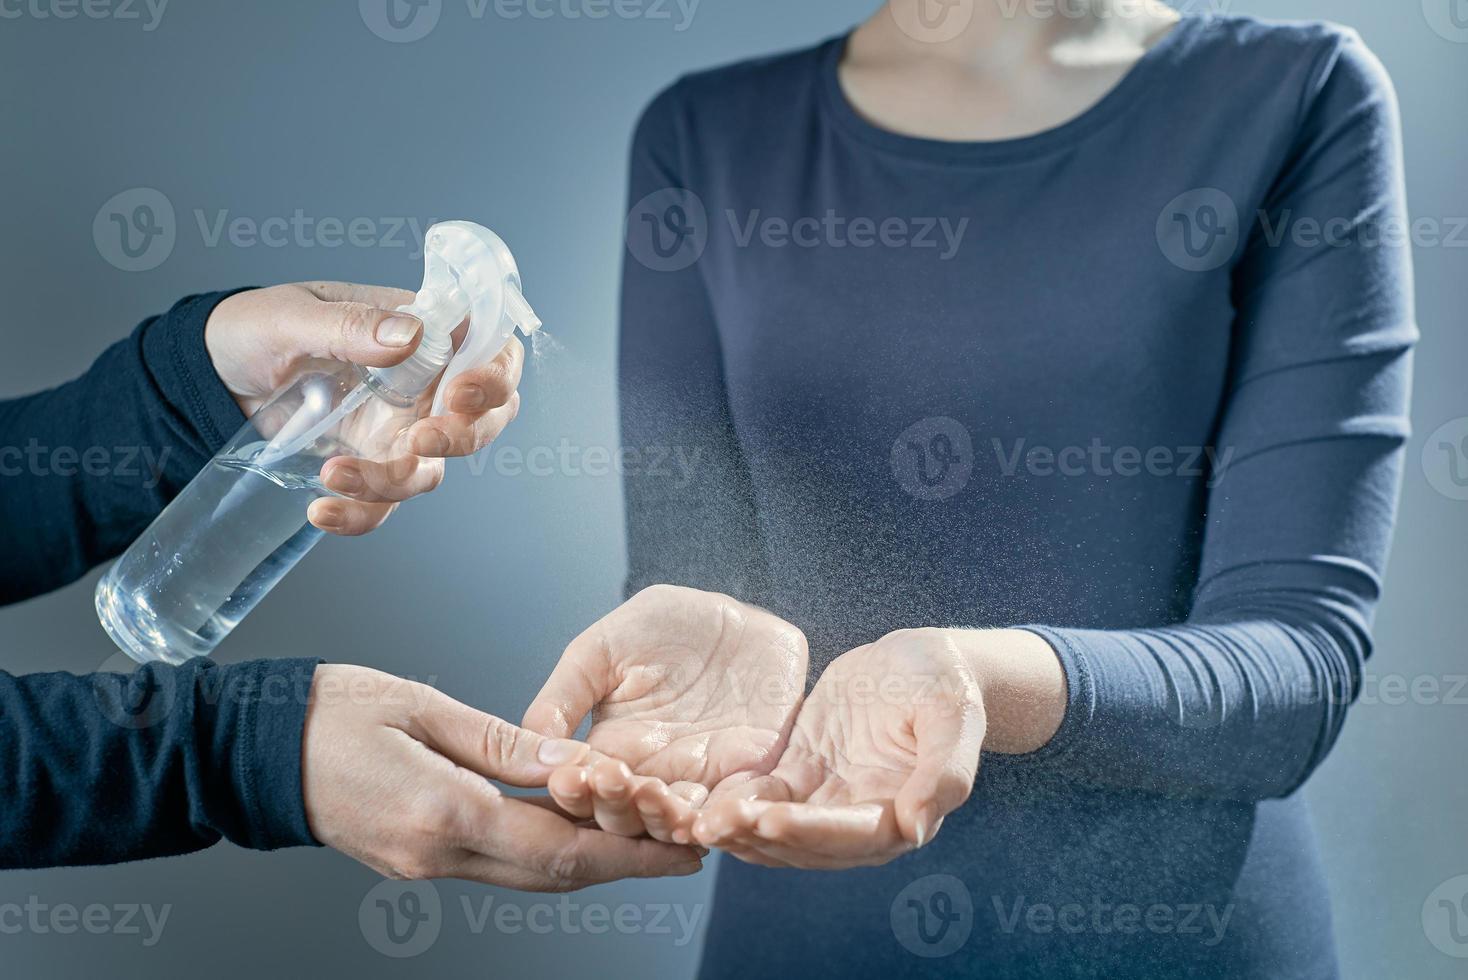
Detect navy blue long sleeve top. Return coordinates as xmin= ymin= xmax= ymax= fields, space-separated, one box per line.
xmin=619 ymin=15 xmax=1413 ymax=979
xmin=0 ymin=291 xmax=320 ymax=867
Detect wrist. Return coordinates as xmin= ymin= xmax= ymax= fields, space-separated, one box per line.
xmin=946 ymin=628 xmax=1067 ymax=755
xmin=143 ymin=289 xmax=252 ymax=446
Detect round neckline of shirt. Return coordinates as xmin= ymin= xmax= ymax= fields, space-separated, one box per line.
xmin=817 ymin=14 xmax=1203 ymax=166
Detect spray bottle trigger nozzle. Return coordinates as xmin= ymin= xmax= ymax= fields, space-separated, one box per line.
xmin=505 ymin=284 xmax=542 ymax=337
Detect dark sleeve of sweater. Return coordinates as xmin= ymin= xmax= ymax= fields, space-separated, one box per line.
xmin=1002 ymin=34 xmax=1416 ymax=801
xmin=0 ymin=290 xmax=321 ymax=866
xmin=618 ymin=98 xmax=773 ymax=606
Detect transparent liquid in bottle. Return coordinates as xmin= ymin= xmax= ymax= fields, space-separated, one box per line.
xmin=95 ymin=368 xmax=383 ymax=664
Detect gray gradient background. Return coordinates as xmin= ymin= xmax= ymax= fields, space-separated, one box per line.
xmin=0 ymin=1 xmax=1464 ymax=977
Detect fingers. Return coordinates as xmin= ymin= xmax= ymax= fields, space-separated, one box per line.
xmin=510 ymin=794 xmax=586 ymax=822
xmin=694 ymin=800 xmax=909 ymax=870
xmin=320 ymin=454 xmax=445 ymax=504
xmin=301 ymin=281 xmax=417 ymax=311
xmin=548 ymin=764 xmax=596 ymax=820
xmin=403 ymin=338 xmax=523 ymax=458
xmin=588 ymin=759 xmax=647 ymax=838
xmin=751 ymin=801 xmax=900 ymax=856
xmin=405 ymin=687 xmax=592 ymax=788
xmin=547 ymin=763 xmax=701 ymax=844
xmin=893 ymin=677 xmax=985 ymax=848
xmin=634 ymin=781 xmax=699 ymax=844
xmin=438 ymin=336 xmax=524 ymax=415
xmin=287 ymin=294 xmax=425 ymax=368
xmin=458 ymin=794 xmax=704 ymax=892
xmin=406 ymin=392 xmax=520 ymax=458
xmin=307 ymin=497 xmax=396 ymax=537
xmin=523 ymin=619 xmax=617 ymax=738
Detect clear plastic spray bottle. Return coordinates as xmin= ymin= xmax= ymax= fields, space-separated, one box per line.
xmin=97 ymin=221 xmax=541 ymax=664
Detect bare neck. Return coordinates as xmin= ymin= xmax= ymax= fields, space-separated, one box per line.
xmin=838 ymin=1 xmax=1182 ymax=142
xmin=861 ymin=0 xmax=1180 ymax=73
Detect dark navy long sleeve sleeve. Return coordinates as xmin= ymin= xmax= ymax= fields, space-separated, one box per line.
xmin=1 ymin=291 xmax=250 ymax=601
xmin=1008 ymin=28 xmax=1415 ymax=802
xmin=1 ymin=291 xmax=320 ymax=866
xmin=620 ymin=15 xmax=1413 ymax=978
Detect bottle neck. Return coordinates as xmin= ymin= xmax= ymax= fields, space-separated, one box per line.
xmin=367 ymin=283 xmax=469 ymax=400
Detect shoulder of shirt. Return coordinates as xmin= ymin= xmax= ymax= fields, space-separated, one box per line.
xmin=1177 ymin=14 xmax=1392 ymax=106
xmin=629 ymin=38 xmax=832 ymax=148
xmin=628 ymin=17 xmax=1394 ymax=153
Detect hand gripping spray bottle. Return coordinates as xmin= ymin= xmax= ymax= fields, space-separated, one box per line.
xmin=96 ymin=221 xmax=541 ymax=664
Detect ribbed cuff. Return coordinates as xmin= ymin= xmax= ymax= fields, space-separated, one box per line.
xmin=139 ymin=289 xmax=253 ymax=453
xmin=196 ymin=657 xmax=323 ymax=851
xmin=987 ymin=625 xmax=1097 ymax=766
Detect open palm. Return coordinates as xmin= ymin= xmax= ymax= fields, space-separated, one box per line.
xmin=523 ymin=585 xmax=808 ymax=839
xmin=689 ymin=629 xmax=987 ymax=869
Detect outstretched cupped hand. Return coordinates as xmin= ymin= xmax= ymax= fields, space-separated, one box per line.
xmin=520 ymin=585 xmax=809 ymax=844
xmin=583 ymin=628 xmax=989 ymax=870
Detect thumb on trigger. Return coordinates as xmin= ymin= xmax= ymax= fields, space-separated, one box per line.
xmin=313 ymin=301 xmax=422 ymax=367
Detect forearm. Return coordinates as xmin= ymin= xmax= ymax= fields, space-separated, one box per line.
xmin=947 ymin=628 xmax=1067 ymax=756
xmin=937 ymin=597 xmax=1361 ymax=802
xmin=0 ymin=659 xmax=320 ymax=868
xmin=0 ymin=290 xmax=249 ymax=604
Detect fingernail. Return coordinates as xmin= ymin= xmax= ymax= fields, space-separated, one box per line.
xmin=449 ymin=386 xmax=488 ymax=414
xmin=694 ymin=846 xmax=710 ymax=858
xmin=312 ymin=504 xmax=343 ymax=530
xmin=673 ymin=861 xmax=703 ymax=876
xmin=331 ymin=465 xmax=363 ymax=495
xmin=537 ymin=739 xmax=586 ymax=766
xmin=412 ymin=427 xmax=451 ymax=456
xmin=915 ymin=812 xmax=943 ymax=848
xmin=672 ymin=828 xmax=691 ymax=845
xmin=377 ymin=315 xmax=421 ymax=347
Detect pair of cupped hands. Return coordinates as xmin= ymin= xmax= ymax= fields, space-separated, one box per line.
xmin=305 ymin=585 xmax=1024 ymax=894
xmin=206 ymin=283 xmax=1059 ymax=891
